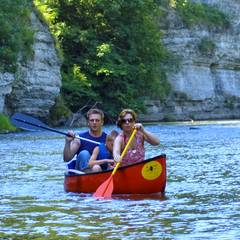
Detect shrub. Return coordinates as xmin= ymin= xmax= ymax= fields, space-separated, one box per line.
xmin=198 ymin=37 xmax=216 ymax=56
xmin=0 ymin=0 xmax=34 ymax=72
xmin=0 ymin=114 xmax=16 ymax=133
xmin=174 ymin=0 xmax=230 ymax=30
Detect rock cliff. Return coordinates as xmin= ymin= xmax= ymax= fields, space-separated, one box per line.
xmin=0 ymin=12 xmax=61 ymax=120
xmin=139 ymin=0 xmax=240 ymax=121
xmin=1 ymin=1 xmax=239 ymax=124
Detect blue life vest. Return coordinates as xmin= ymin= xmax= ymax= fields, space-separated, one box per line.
xmin=97 ymin=143 xmax=112 ymax=170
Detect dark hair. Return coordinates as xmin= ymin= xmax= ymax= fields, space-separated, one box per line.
xmin=86 ymin=108 xmax=104 ymax=120
xmin=117 ymin=109 xmax=137 ymax=129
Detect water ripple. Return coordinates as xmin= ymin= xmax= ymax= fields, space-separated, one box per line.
xmin=0 ymin=122 xmax=240 ymax=239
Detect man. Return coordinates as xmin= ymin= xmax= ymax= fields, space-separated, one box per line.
xmin=63 ymin=108 xmax=107 ymax=171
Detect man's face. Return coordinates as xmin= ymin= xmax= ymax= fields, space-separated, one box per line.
xmin=88 ymin=113 xmax=103 ymax=132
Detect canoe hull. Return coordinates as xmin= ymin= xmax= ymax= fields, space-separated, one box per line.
xmin=64 ymin=154 xmax=166 ymax=194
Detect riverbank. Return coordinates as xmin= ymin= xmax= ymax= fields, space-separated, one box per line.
xmin=0 ymin=114 xmax=16 ymax=133
xmin=1 ymin=112 xmax=240 ymax=134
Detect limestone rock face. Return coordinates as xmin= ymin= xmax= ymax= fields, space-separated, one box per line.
xmin=1 ymin=2 xmax=240 ymax=123
xmin=140 ymin=0 xmax=240 ymax=121
xmin=2 ymin=12 xmax=61 ymax=120
xmin=0 ymin=73 xmax=15 ymax=113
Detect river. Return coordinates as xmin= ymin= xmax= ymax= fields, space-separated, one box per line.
xmin=0 ymin=121 xmax=240 ymax=239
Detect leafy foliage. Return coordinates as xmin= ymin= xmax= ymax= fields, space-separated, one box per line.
xmin=0 ymin=0 xmax=34 ymax=72
xmin=0 ymin=114 xmax=16 ymax=133
xmin=198 ymin=37 xmax=216 ymax=56
xmin=49 ymin=96 xmax=71 ymax=125
xmin=34 ymin=0 xmax=174 ymax=119
xmin=173 ymin=0 xmax=230 ymax=30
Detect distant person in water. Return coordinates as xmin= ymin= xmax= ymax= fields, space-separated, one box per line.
xmin=63 ymin=108 xmax=107 ymax=171
xmin=113 ymin=109 xmax=160 ymax=167
xmin=88 ymin=130 xmax=118 ymax=172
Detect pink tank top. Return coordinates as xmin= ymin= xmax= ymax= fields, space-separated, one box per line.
xmin=120 ymin=131 xmax=145 ymax=167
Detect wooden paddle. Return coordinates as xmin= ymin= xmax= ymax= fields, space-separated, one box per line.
xmin=11 ymin=113 xmax=100 ymax=145
xmin=93 ymin=128 xmax=137 ymax=199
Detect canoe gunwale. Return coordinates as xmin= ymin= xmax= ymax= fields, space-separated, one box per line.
xmin=64 ymin=153 xmax=167 ymax=194
xmin=64 ymin=153 xmax=166 ymax=177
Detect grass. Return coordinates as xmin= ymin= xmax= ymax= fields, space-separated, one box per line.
xmin=0 ymin=113 xmax=17 ymax=133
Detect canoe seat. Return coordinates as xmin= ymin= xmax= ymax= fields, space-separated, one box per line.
xmin=65 ymin=159 xmax=84 ymax=175
xmin=65 ymin=169 xmax=85 ymax=175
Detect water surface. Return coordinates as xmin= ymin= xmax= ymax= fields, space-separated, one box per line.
xmin=0 ymin=122 xmax=240 ymax=239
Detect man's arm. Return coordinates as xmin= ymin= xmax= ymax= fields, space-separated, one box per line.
xmin=63 ymin=131 xmax=81 ymax=162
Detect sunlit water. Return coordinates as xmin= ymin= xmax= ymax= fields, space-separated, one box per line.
xmin=0 ymin=122 xmax=240 ymax=239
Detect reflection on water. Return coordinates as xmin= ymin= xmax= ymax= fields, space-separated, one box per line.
xmin=0 ymin=122 xmax=240 ymax=239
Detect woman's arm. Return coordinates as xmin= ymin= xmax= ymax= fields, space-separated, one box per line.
xmin=142 ymin=129 xmax=160 ymax=145
xmin=134 ymin=123 xmax=160 ymax=145
xmin=113 ymin=135 xmax=123 ymax=162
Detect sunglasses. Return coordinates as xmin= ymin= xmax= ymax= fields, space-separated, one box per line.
xmin=121 ymin=118 xmax=134 ymax=124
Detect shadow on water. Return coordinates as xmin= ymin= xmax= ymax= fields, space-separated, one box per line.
xmin=65 ymin=191 xmax=168 ymax=201
xmin=112 ymin=193 xmax=167 ymax=201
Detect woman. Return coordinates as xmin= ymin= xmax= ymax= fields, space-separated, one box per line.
xmin=113 ymin=109 xmax=160 ymax=167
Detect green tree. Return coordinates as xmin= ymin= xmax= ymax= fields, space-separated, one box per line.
xmin=173 ymin=0 xmax=230 ymax=29
xmin=0 ymin=0 xmax=34 ymax=72
xmin=35 ymin=0 xmax=174 ymax=118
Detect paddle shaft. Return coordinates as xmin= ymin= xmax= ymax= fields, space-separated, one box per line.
xmin=112 ymin=128 xmax=137 ymax=175
xmin=93 ymin=128 xmax=137 ymax=198
xmin=14 ymin=117 xmax=100 ymax=145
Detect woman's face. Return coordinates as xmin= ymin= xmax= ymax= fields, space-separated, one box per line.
xmin=121 ymin=113 xmax=135 ymax=132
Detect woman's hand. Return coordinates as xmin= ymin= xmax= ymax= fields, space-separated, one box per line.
xmin=114 ymin=154 xmax=122 ymax=163
xmin=134 ymin=123 xmax=144 ymax=132
xmin=108 ymin=163 xmax=116 ymax=170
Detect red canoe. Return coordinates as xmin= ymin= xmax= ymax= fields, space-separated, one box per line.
xmin=64 ymin=154 xmax=167 ymax=194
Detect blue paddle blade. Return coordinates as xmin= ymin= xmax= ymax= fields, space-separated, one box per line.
xmin=10 ymin=113 xmax=101 ymax=143
xmin=11 ymin=113 xmax=49 ymax=131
